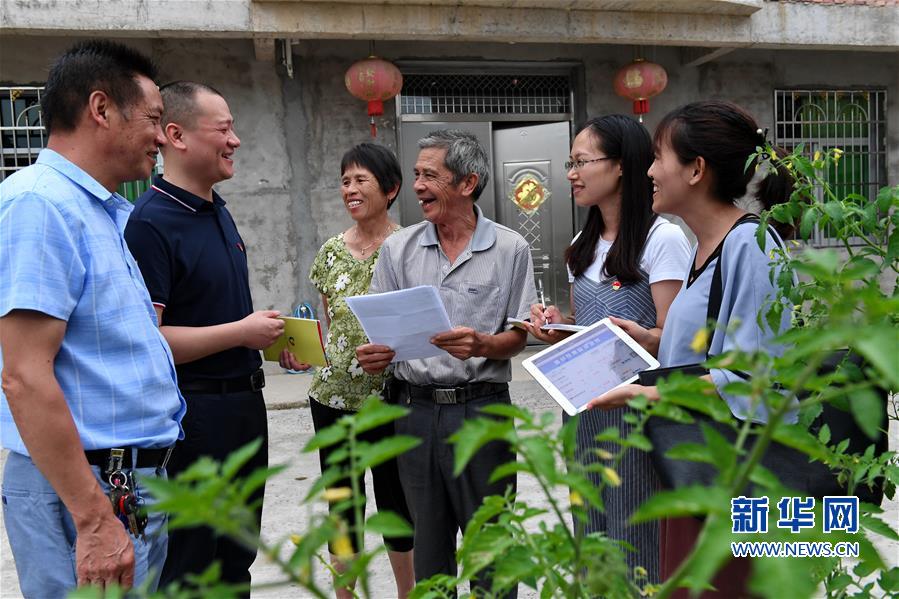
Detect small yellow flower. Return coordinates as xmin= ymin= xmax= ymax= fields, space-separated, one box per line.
xmin=332 ymin=534 xmax=354 ymax=558
xmin=634 ymin=566 xmax=648 ymax=578
xmin=833 ymin=148 xmax=844 ymax=163
xmin=689 ymin=327 xmax=709 ymax=354
xmin=594 ymin=448 xmax=614 ymax=460
xmin=770 ymin=150 xmax=778 ymax=160
xmin=322 ymin=487 xmax=352 ymax=503
xmin=569 ymin=491 xmax=584 ymax=506
xmin=813 ymin=151 xmax=822 ymax=162
xmin=602 ymin=467 xmax=621 ymax=487
xmin=290 ymin=534 xmax=303 ymax=546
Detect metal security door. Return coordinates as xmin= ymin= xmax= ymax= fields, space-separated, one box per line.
xmin=493 ymin=122 xmax=572 ymax=311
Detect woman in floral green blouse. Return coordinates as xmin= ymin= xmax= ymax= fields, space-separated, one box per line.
xmin=281 ymin=143 xmax=413 ymax=598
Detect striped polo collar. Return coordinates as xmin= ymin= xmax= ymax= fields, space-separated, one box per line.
xmin=151 ymin=175 xmax=225 ymax=212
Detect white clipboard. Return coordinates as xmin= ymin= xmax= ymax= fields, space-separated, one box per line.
xmin=522 ymin=318 xmax=659 ymax=416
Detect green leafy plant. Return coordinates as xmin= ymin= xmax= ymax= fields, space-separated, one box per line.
xmin=69 ymin=147 xmax=898 ymax=599
xmin=413 ymin=146 xmax=899 ymax=598
xmin=409 ymin=405 xmax=649 ymax=599
xmin=68 ymin=398 xmax=419 ymax=599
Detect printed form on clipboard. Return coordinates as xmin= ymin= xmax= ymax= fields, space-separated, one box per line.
xmin=522 ymin=318 xmax=659 ymax=416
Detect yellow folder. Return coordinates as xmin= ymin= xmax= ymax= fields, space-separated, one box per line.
xmin=262 ymin=317 xmax=329 ymax=367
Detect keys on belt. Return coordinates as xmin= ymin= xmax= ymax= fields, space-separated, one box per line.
xmin=104 ymin=449 xmax=149 ymax=539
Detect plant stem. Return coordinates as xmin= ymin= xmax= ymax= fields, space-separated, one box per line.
xmin=519 ymin=431 xmax=583 ymax=587
xmin=655 ymin=355 xmax=826 ymax=599
xmin=346 ymin=419 xmax=371 ymax=599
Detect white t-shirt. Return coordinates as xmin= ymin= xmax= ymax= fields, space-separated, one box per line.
xmin=567 ymin=217 xmax=692 ymax=284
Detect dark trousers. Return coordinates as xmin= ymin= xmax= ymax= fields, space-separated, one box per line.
xmin=159 ymin=389 xmax=268 ymax=595
xmin=394 ymin=386 xmax=517 ymax=598
xmin=309 ymin=397 xmax=414 ymax=553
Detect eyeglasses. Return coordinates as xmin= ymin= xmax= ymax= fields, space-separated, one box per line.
xmin=564 ymin=157 xmax=613 ymax=171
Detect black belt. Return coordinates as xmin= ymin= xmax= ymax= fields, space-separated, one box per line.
xmin=402 ymin=381 xmax=508 ymax=404
xmin=85 ymin=446 xmax=173 ymax=471
xmin=179 ymin=369 xmax=265 ymax=394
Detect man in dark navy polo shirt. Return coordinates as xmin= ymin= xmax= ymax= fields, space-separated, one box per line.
xmin=124 ymin=81 xmax=282 ymax=593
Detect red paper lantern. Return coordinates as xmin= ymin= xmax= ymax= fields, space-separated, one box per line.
xmin=344 ymin=56 xmax=403 ymax=137
xmin=613 ymin=59 xmax=668 ymax=122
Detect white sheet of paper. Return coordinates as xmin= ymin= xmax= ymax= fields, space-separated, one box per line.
xmin=345 ymin=285 xmax=453 ymax=362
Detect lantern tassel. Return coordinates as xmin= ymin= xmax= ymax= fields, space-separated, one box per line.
xmin=370 ymin=117 xmax=377 ymax=138
xmin=633 ymin=99 xmax=650 ymax=123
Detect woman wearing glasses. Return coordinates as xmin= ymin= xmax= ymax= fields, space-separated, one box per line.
xmin=528 ymin=115 xmax=691 ymax=582
xmin=585 ymin=101 xmax=795 ymax=597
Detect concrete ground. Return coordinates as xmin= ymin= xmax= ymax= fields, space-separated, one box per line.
xmin=2 ymin=349 xmax=897 ymax=598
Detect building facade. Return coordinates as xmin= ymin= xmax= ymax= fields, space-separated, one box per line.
xmin=1 ymin=0 xmax=897 ymax=318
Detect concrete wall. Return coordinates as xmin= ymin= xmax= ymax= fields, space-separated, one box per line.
xmin=0 ymin=36 xmax=295 ymax=317
xmin=4 ymin=1 xmax=897 ymax=52
xmin=1 ymin=35 xmax=896 ymax=325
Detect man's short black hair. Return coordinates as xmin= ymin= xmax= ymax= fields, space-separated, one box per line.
xmin=158 ymin=81 xmax=224 ymax=130
xmin=41 ymin=40 xmax=158 ymax=134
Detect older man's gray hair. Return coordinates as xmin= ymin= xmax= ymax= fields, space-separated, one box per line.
xmin=418 ymin=129 xmax=490 ymax=200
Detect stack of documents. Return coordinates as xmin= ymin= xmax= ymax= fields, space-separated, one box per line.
xmin=345 ymin=285 xmax=453 ymax=362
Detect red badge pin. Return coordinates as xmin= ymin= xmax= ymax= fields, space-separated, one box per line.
xmin=611 ymin=280 xmax=621 ymax=291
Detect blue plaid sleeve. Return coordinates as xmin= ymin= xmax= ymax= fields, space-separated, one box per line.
xmin=0 ymin=192 xmax=85 ymax=321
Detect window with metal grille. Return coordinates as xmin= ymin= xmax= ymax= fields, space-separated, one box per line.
xmin=400 ymin=74 xmax=571 ymax=115
xmin=1 ymin=87 xmax=46 ymax=182
xmin=0 ymin=85 xmax=155 ymax=200
xmin=774 ymin=89 xmax=887 ymax=246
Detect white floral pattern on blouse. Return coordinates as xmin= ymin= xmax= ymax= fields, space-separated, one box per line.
xmin=334 ymin=273 xmax=351 ymax=292
xmin=308 ymin=229 xmax=400 ymax=411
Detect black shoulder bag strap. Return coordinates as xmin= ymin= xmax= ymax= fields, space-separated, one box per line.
xmin=705 ymin=214 xmax=785 ymax=370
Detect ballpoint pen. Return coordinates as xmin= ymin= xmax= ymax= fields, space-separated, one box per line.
xmin=537 ymin=281 xmax=549 ymax=323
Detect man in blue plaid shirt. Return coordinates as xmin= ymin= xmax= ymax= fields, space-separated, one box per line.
xmin=0 ymin=41 xmax=185 ymax=597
